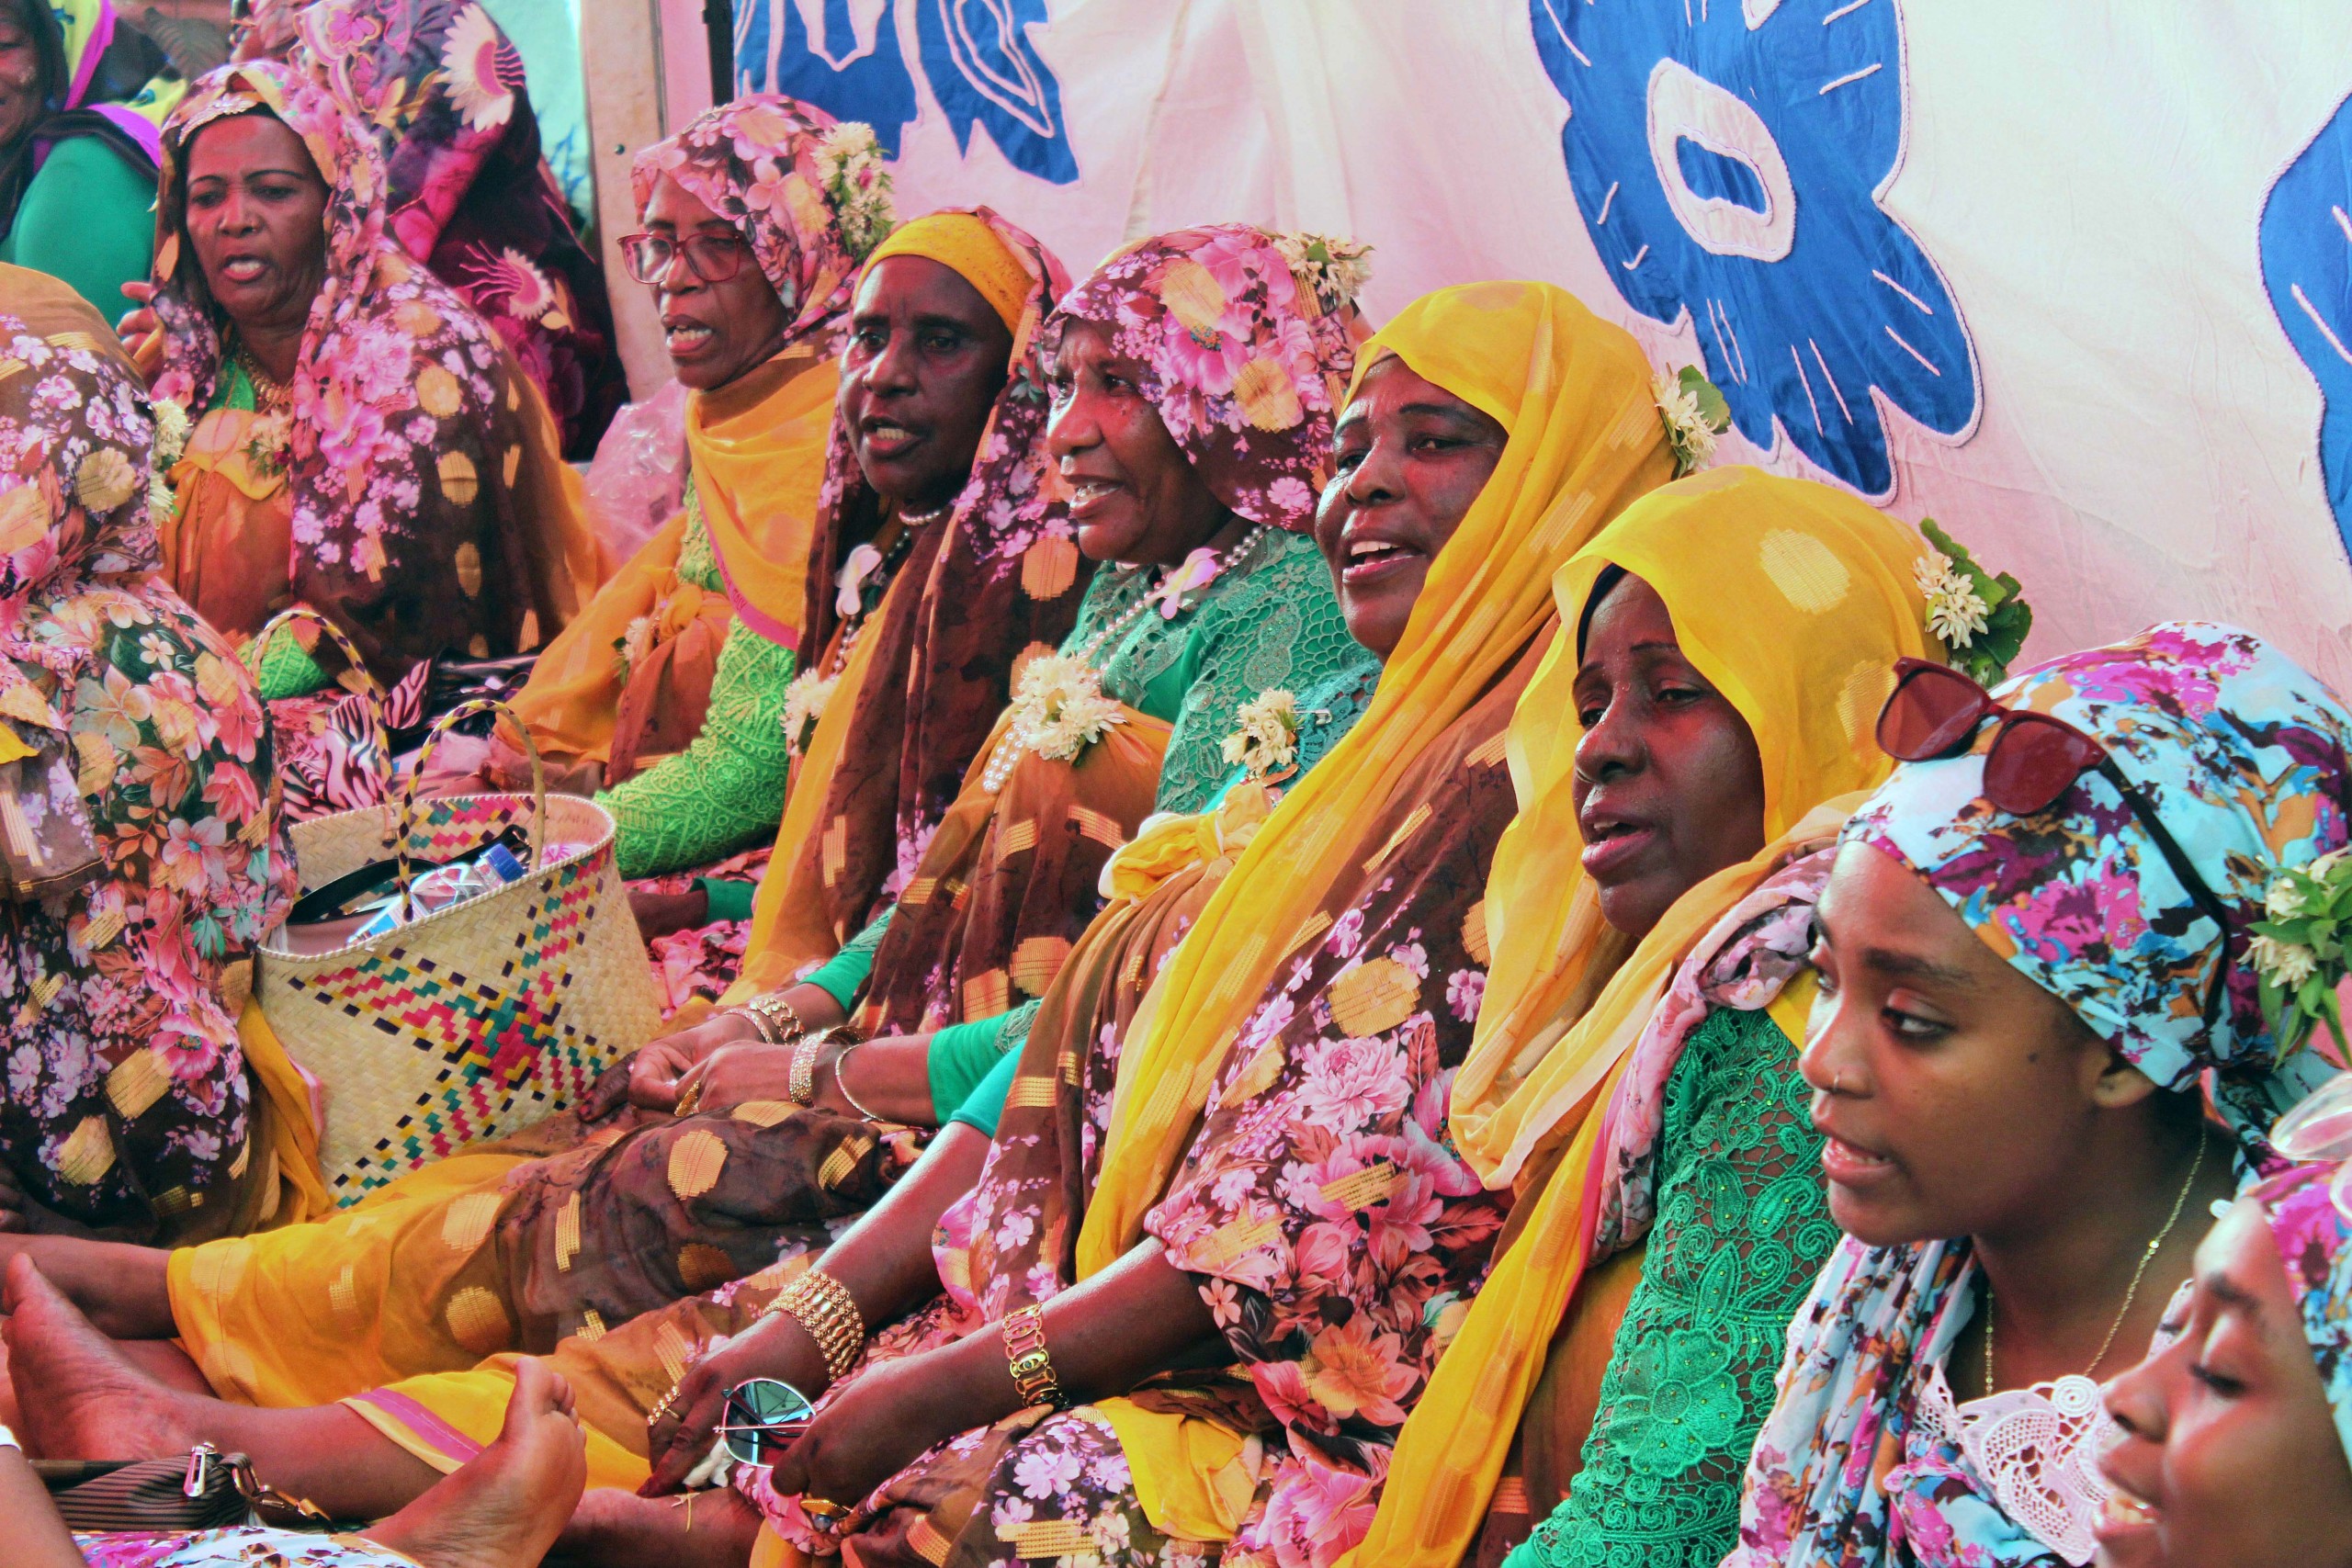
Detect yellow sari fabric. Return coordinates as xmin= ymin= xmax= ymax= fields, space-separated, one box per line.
xmin=505 ymin=346 xmax=836 ymax=763
xmin=1351 ymin=468 xmax=1939 ymax=1568
xmin=1079 ymin=279 xmax=1672 ymax=1276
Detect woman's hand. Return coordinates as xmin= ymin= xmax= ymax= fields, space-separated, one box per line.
xmin=639 ymin=1310 xmax=832 ymax=1496
xmin=580 ymin=1011 xmax=762 ymax=1118
xmin=761 ymin=1349 xmax=964 ymax=1516
xmin=113 ymin=278 xmax=156 ymax=347
xmin=672 ymin=1040 xmax=810 ymax=1114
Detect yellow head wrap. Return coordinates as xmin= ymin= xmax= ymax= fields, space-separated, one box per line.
xmin=861 ymin=210 xmax=1031 ymax=332
xmin=1351 ymin=468 xmax=1939 ymax=1568
xmin=1080 ymin=278 xmax=1674 ymax=1275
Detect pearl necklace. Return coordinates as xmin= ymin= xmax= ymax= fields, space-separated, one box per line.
xmin=979 ymin=522 xmax=1268 ymax=792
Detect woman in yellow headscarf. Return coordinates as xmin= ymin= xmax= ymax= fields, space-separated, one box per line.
xmin=1352 ymin=469 xmax=1942 ymax=1568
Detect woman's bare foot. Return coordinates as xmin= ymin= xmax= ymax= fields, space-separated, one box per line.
xmin=551 ymin=1483 xmax=763 ymax=1567
xmin=2 ymin=1254 xmax=197 ymax=1459
xmin=367 ymin=1359 xmax=588 ymax=1568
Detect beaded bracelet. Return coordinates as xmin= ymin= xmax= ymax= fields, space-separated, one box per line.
xmin=764 ymin=1268 xmax=864 ymax=1382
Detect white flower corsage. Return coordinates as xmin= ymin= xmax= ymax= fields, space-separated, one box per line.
xmin=1221 ymin=688 xmax=1300 ymax=783
xmin=1913 ymin=519 xmax=2031 ymax=686
xmin=1005 ymin=651 xmax=1126 ymax=764
xmin=612 ymin=613 xmax=657 ymax=684
xmin=1272 ymin=231 xmax=1374 ymax=312
xmin=2252 ymin=847 xmax=2352 ymax=1057
xmin=782 ymin=669 xmax=840 ymax=756
xmin=1653 ymin=366 xmax=1730 ymax=477
xmin=814 ymin=122 xmax=896 ymax=263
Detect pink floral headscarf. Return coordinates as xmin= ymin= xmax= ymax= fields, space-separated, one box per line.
xmin=628 ymin=96 xmax=876 ymax=351
xmin=149 ymin=62 xmax=527 ymax=591
xmin=2256 ymin=1156 xmax=2352 ymax=1470
xmin=1046 ymin=223 xmax=1368 ymax=532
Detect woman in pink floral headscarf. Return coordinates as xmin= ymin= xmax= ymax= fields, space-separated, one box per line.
xmin=139 ymin=60 xmax=604 ymax=816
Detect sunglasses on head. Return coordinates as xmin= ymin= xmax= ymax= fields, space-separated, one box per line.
xmin=1875 ymin=657 xmax=2236 ymax=1027
xmin=714 ymin=1377 xmax=816 ymax=1468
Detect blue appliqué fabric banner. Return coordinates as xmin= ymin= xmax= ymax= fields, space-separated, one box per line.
xmin=1530 ymin=0 xmax=1978 ymax=497
xmin=2264 ymin=91 xmax=2352 ymax=561
xmin=730 ymin=0 xmax=1076 ymax=184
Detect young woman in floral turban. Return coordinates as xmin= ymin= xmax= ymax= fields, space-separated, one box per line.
xmin=1724 ymin=623 xmax=2349 ymax=1567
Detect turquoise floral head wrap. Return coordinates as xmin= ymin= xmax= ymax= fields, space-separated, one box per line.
xmin=1729 ymin=623 xmax=2352 ymax=1568
xmin=1846 ymin=620 xmax=2352 ymax=1138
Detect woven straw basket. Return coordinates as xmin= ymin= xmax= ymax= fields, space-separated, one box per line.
xmin=256 ymin=694 xmax=660 ymax=1205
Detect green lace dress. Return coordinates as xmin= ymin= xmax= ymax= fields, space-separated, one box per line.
xmin=801 ymin=525 xmax=1372 ymax=1117
xmin=1507 ymin=1003 xmax=1838 ymax=1568
xmin=595 ymin=492 xmax=801 ymax=879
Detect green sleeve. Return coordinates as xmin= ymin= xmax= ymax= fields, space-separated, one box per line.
xmin=802 ymin=904 xmax=894 ymax=1012
xmin=3 ymin=139 xmax=154 ymax=321
xmin=1148 ymin=532 xmax=1363 ymax=815
xmin=946 ymin=1043 xmax=1024 ymax=1137
xmin=693 ymin=876 xmax=758 ymax=923
xmin=1507 ymin=1002 xmax=1838 ymax=1568
xmin=597 ymin=620 xmax=797 ymax=879
xmin=928 ymin=999 xmax=1039 ymax=1123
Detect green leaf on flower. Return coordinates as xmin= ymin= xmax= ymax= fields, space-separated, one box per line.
xmin=1676 ymin=366 xmax=1731 ymax=433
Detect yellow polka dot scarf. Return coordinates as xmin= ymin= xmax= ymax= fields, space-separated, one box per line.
xmin=1358 ymin=467 xmax=1938 ymax=1568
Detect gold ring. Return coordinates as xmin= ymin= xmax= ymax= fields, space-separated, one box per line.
xmin=801 ymin=1496 xmax=852 ymax=1529
xmin=647 ymin=1383 xmax=683 ymax=1422
xmin=673 ymin=1077 xmax=707 ymax=1118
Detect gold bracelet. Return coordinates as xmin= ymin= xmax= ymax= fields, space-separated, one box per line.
xmin=786 ymin=1033 xmax=827 ymax=1107
xmin=1001 ymin=1303 xmax=1066 ymax=1410
xmin=830 ymin=1040 xmax=888 ymax=1122
xmin=729 ymin=1005 xmax=781 ymax=1045
xmin=763 ymin=1267 xmax=864 ymax=1382
xmin=743 ymin=989 xmax=806 ymax=1042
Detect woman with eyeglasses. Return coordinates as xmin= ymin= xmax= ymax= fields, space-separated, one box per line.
xmin=139 ymin=61 xmax=605 ymax=817
xmin=1709 ymin=623 xmax=2349 ymax=1567
xmin=496 ymin=95 xmax=886 ymax=878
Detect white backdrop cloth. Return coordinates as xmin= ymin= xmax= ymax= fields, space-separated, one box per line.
xmin=732 ymin=0 xmax=2352 ymax=687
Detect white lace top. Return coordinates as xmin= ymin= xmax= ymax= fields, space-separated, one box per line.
xmin=1912 ymin=1281 xmax=2191 ymax=1565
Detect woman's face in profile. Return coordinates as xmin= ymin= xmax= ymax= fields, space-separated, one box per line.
xmin=183 ymin=112 xmax=331 ymax=341
xmin=2098 ymin=1196 xmax=2352 ymax=1568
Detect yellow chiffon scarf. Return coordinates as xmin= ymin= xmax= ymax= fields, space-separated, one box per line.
xmin=505 ymin=345 xmax=836 ymax=763
xmin=719 ymin=214 xmax=1046 ymax=1003
xmin=1351 ymin=468 xmax=1939 ymax=1568
xmin=1078 ymin=278 xmax=1673 ymax=1278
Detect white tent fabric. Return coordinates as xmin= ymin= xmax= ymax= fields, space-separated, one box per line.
xmin=733 ymin=0 xmax=2352 ymax=686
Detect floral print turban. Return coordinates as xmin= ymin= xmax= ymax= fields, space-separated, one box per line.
xmin=150 ymin=62 xmax=529 ymax=587
xmin=1046 ymin=223 xmax=1366 ymax=532
xmin=1730 ymin=625 xmax=2352 ymax=1568
xmin=628 ymin=96 xmax=878 ymax=351
xmin=2256 ymin=1159 xmax=2352 ymax=1471
xmin=1847 ymin=621 xmax=2352 ymax=1140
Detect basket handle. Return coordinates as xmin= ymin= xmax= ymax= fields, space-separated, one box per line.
xmin=393 ymin=697 xmax=548 ymax=919
xmin=246 ymin=607 xmax=394 ymax=797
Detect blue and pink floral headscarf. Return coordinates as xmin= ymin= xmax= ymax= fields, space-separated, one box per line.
xmin=1045 ymin=223 xmax=1366 ymax=532
xmin=1728 ymin=623 xmax=2352 ymax=1568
